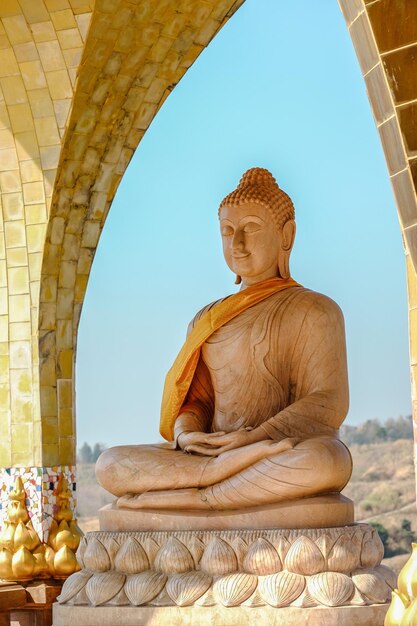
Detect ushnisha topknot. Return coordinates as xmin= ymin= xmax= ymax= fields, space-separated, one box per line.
xmin=219 ymin=167 xmax=295 ymax=230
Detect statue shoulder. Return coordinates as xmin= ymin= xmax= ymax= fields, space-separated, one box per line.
xmin=186 ymin=298 xmax=225 ymax=336
xmin=287 ymin=286 xmax=345 ymax=328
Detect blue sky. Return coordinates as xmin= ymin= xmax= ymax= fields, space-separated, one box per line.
xmin=76 ymin=0 xmax=411 ymax=447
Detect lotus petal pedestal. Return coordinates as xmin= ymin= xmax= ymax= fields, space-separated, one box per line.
xmin=53 ymin=496 xmax=392 ymax=625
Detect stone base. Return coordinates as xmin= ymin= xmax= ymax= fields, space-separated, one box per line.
xmin=55 ymin=524 xmax=396 ymax=622
xmin=100 ymin=494 xmax=354 ymax=531
xmin=53 ymin=603 xmax=389 ymax=625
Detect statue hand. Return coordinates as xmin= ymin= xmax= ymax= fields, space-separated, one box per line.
xmin=183 ymin=428 xmax=264 ymax=456
xmin=177 ymin=431 xmax=226 ymax=453
xmin=185 ymin=432 xmax=300 ymax=457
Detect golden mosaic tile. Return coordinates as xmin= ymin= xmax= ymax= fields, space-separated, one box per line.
xmin=0 ymin=48 xmax=19 ymax=77
xmin=45 ymin=0 xmax=71 ymax=12
xmin=8 ymin=266 xmax=29 ymax=295
xmin=8 ymin=102 xmax=34 ymax=133
xmin=14 ymin=130 xmax=40 ymax=160
xmin=34 ymin=116 xmax=60 ymax=146
xmin=9 ymin=321 xmax=31 ymax=341
xmin=20 ymin=59 xmax=47 ymax=90
xmin=0 ymin=288 xmax=8 ymax=315
xmin=50 ymin=8 xmax=77 ymax=30
xmin=46 ymin=68 xmax=73 ymax=99
xmin=6 ymin=247 xmax=28 ymax=267
xmin=9 ymin=339 xmax=31 ymax=368
xmin=30 ymin=20 xmax=56 ymax=44
xmin=0 ymin=318 xmax=8 ymax=342
xmin=0 ymin=128 xmax=14 ymax=149
xmin=14 ymin=41 xmax=38 ymax=63
xmin=28 ymin=88 xmax=54 ymax=119
xmin=8 ymin=295 xmax=30 ymax=325
xmin=19 ymin=0 xmax=50 ymax=24
xmin=0 ymin=148 xmax=18 ymax=171
xmin=2 ymin=15 xmax=32 ymax=46
xmin=25 ymin=202 xmax=47 ymax=225
xmin=22 ymin=181 xmax=45 ymax=205
xmin=0 ymin=261 xmax=6 ymax=287
xmin=0 ymin=170 xmax=22 ymax=194
xmin=37 ymin=40 xmax=66 ymax=72
xmin=0 ymin=355 xmax=9 ymax=382
xmin=40 ymin=384 xmax=57 ymax=417
xmin=2 ymin=192 xmax=23 ymax=220
xmin=26 ymin=223 xmax=46 ymax=253
xmin=4 ymin=220 xmax=26 ymax=248
xmin=0 ymin=1 xmax=20 ymax=19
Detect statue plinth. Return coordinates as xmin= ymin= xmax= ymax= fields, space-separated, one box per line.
xmin=99 ymin=494 xmax=354 ymax=532
xmin=53 ymin=511 xmax=393 ymax=625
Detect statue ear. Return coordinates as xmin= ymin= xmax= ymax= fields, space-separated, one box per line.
xmin=281 ymin=219 xmax=296 ymax=251
xmin=278 ymin=220 xmax=295 ymax=279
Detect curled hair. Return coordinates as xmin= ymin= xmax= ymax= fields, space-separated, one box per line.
xmin=219 ymin=167 xmax=294 ymax=230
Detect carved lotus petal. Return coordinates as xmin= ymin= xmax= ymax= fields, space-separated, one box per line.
xmin=308 ymin=572 xmax=354 ymax=607
xmin=243 ymin=538 xmax=281 ymax=575
xmin=284 ymin=536 xmax=325 ymax=575
xmin=259 ymin=571 xmax=305 ymax=607
xmin=213 ymin=573 xmax=257 ymax=607
xmin=195 ymin=586 xmax=216 ymax=606
xmin=231 ymin=536 xmax=248 ymax=569
xmin=124 ymin=571 xmax=167 ymax=606
xmin=242 ymin=588 xmax=265 ymax=607
xmin=58 ymin=570 xmax=93 ymax=604
xmin=375 ymin=564 xmax=398 ymax=590
xmin=360 ymin=530 xmax=383 ymax=569
xmin=351 ymin=569 xmax=391 ymax=604
xmin=200 ymin=537 xmax=237 ymax=575
xmin=102 ymin=537 xmax=120 ymax=568
xmin=83 ymin=538 xmax=110 ymax=572
xmin=327 ymin=534 xmax=359 ymax=573
xmin=85 ymin=572 xmax=126 ymax=606
xmin=108 ymin=588 xmax=130 ymax=606
xmin=272 ymin=536 xmax=291 ymax=563
xmin=114 ymin=537 xmax=149 ymax=574
xmin=70 ymin=586 xmax=89 ymax=606
xmin=154 ymin=537 xmax=194 ymax=574
xmin=315 ymin=534 xmax=336 ymax=562
xmin=291 ymin=587 xmax=317 ymax=608
xmin=166 ymin=571 xmax=212 ymax=606
xmin=142 ymin=537 xmax=159 ymax=566
xmin=76 ymin=536 xmax=88 ymax=569
xmin=188 ymin=536 xmax=205 ymax=568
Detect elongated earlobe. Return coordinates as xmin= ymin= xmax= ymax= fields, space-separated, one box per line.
xmin=235 ymin=275 xmax=242 ymax=285
xmin=278 ymin=220 xmax=296 ymax=279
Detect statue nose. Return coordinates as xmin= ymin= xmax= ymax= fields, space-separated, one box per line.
xmin=232 ymin=232 xmax=245 ymax=250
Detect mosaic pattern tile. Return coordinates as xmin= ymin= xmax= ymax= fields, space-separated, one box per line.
xmin=0 ymin=465 xmax=76 ymax=541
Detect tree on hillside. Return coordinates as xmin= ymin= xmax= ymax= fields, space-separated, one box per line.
xmin=77 ymin=442 xmax=107 ymax=463
xmin=340 ymin=415 xmax=413 ymax=446
xmin=78 ymin=442 xmax=93 ymax=463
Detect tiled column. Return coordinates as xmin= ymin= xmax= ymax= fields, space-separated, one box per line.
xmin=0 ymin=0 xmax=247 ymax=581
xmin=0 ymin=1 xmax=92 ymax=551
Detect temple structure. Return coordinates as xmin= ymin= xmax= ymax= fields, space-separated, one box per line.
xmin=0 ymin=1 xmax=414 ymax=625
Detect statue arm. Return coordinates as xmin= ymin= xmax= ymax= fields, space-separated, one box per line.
xmin=261 ymin=295 xmax=349 ymax=441
xmin=174 ymin=357 xmax=215 ymax=445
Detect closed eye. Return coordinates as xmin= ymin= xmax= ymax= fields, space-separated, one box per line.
xmin=243 ymin=222 xmax=262 ymax=233
xmin=221 ymin=226 xmax=234 ymax=237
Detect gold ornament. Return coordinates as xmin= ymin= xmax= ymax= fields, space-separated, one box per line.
xmin=0 ymin=473 xmax=83 ymax=582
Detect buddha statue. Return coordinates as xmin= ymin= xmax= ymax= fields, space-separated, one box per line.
xmin=96 ymin=167 xmax=352 ymax=515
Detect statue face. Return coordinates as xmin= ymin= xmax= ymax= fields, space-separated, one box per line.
xmin=219 ymin=201 xmax=283 ymax=285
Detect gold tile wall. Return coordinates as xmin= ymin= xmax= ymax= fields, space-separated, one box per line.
xmin=0 ymin=0 xmax=245 ymax=469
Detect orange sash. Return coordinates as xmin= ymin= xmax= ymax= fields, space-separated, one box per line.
xmin=159 ymin=277 xmax=300 ymax=440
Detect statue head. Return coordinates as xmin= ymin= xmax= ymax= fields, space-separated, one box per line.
xmin=219 ymin=168 xmax=296 ymax=285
